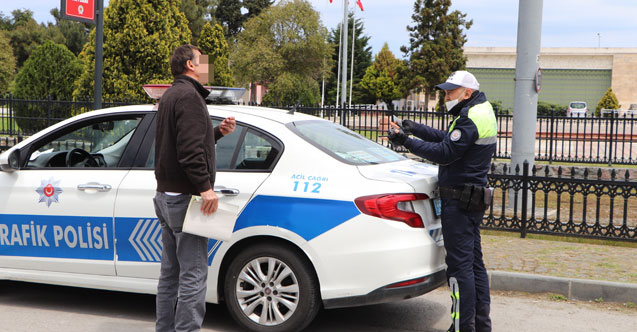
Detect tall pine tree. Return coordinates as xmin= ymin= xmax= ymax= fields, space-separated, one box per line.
xmin=214 ymin=0 xmax=273 ymax=40
xmin=400 ymin=0 xmax=472 ymax=109
xmin=180 ymin=0 xmax=212 ymax=45
xmin=198 ymin=22 xmax=234 ymax=87
xmin=325 ymin=13 xmax=373 ymax=106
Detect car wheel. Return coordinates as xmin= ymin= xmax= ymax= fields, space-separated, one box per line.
xmin=224 ymin=243 xmax=321 ymax=332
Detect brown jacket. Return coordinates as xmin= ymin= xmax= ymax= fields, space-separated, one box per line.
xmin=154 ymin=75 xmax=223 ymax=194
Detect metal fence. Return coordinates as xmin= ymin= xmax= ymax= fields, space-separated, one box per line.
xmin=285 ymin=105 xmax=637 ymax=166
xmin=483 ymin=161 xmax=636 ymax=242
xmin=0 ymin=94 xmax=142 ymax=138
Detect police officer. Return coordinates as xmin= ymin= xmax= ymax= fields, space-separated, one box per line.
xmin=388 ymin=71 xmax=495 ymax=332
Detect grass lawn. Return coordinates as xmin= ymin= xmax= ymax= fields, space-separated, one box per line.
xmin=482 ymin=229 xmax=637 ymax=248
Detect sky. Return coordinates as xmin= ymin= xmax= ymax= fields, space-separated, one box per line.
xmin=2 ymin=0 xmax=636 ymax=58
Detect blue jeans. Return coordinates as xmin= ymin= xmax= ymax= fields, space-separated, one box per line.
xmin=154 ymin=192 xmax=209 ymax=332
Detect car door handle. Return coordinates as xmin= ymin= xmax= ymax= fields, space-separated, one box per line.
xmin=77 ymin=183 xmax=112 ymax=192
xmin=214 ymin=186 xmax=240 ymax=196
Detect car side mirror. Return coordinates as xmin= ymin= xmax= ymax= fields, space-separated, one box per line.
xmin=0 ymin=149 xmax=21 ymax=172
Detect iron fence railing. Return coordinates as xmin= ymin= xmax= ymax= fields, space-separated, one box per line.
xmin=0 ymin=94 xmax=143 ymax=138
xmin=483 ymin=160 xmax=636 ymax=241
xmin=282 ymin=105 xmax=637 ymax=166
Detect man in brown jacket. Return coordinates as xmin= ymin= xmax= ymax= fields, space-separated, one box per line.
xmin=154 ymin=44 xmax=235 ymax=332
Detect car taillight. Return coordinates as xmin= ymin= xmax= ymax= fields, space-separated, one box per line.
xmin=354 ymin=193 xmax=429 ymax=228
xmin=385 ymin=276 xmax=428 ymax=289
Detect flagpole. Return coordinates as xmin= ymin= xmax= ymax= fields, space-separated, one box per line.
xmin=336 ymin=13 xmax=342 ymax=107
xmin=348 ymin=13 xmax=355 ymax=108
xmin=321 ymin=0 xmax=329 ymax=108
xmin=340 ymin=0 xmax=348 ymax=117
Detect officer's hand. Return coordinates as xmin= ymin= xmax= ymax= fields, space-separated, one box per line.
xmin=388 ymin=127 xmax=408 ymax=146
xmin=401 ymin=119 xmax=416 ymax=134
xmin=199 ymin=189 xmax=219 ymax=216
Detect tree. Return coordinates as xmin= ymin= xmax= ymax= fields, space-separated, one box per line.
xmin=0 ymin=31 xmax=16 ymax=93
xmin=325 ymin=13 xmax=374 ymax=106
xmin=198 ymin=22 xmax=234 ymax=86
xmin=400 ymin=0 xmax=472 ymax=109
xmin=50 ymin=8 xmax=90 ymax=56
xmin=232 ymin=0 xmax=331 ymax=105
xmin=13 ymin=41 xmax=81 ymax=132
xmin=2 ymin=9 xmax=65 ymax=68
xmin=596 ymin=88 xmax=620 ymax=117
xmin=73 ymin=0 xmax=191 ymax=101
xmin=214 ymin=0 xmax=273 ymax=40
xmin=180 ymin=0 xmax=212 ymax=44
xmin=360 ymin=43 xmax=406 ymax=108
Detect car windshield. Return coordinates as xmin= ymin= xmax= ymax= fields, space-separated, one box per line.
xmin=570 ymin=102 xmax=586 ymax=109
xmin=290 ymin=120 xmax=405 ymax=165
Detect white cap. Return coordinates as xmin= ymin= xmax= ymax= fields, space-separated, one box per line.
xmin=435 ymin=70 xmax=480 ymax=91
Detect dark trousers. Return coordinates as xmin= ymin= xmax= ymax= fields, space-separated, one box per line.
xmin=441 ymin=198 xmax=492 ymax=332
xmin=154 ymin=192 xmax=209 ymax=332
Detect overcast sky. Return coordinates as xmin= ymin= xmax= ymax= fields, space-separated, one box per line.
xmin=2 ymin=0 xmax=636 ymax=57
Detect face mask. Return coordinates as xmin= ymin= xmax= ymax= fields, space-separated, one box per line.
xmin=445 ymin=88 xmax=466 ymax=112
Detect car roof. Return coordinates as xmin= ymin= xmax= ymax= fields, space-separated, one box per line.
xmin=75 ymin=104 xmax=321 ymax=125
xmin=207 ymin=105 xmax=321 ymax=124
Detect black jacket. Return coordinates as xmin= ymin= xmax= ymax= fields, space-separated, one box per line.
xmin=404 ymin=91 xmax=497 ymax=188
xmin=154 ymin=75 xmax=223 ymax=194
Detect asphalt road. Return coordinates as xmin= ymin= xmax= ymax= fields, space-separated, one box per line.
xmin=0 ymin=280 xmax=635 ymax=332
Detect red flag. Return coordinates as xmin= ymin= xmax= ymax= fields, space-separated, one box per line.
xmin=329 ymin=0 xmax=332 ymax=3
xmin=356 ymin=0 xmax=364 ymax=11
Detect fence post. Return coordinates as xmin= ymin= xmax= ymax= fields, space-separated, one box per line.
xmin=549 ymin=108 xmax=554 ymax=164
xmin=608 ymin=111 xmax=614 ymax=167
xmin=520 ymin=160 xmax=529 ymax=238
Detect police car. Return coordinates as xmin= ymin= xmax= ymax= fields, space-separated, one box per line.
xmin=0 ymin=86 xmax=446 ymax=332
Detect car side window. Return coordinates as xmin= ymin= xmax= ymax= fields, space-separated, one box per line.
xmin=27 ymin=117 xmax=142 ymax=168
xmin=145 ymin=120 xmax=280 ymax=171
xmin=212 ymin=119 xmax=243 ymax=170
xmin=233 ymin=129 xmax=279 ymax=170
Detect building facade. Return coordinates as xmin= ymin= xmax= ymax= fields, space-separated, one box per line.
xmin=465 ymin=47 xmax=637 ymax=112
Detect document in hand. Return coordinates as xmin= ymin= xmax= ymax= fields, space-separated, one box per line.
xmin=182 ymin=196 xmax=240 ymax=241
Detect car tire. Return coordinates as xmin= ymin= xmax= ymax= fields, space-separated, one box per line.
xmin=224 ymin=243 xmax=321 ymax=332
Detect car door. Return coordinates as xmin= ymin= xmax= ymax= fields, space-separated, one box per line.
xmin=114 ymin=116 xmax=283 ymax=279
xmin=0 ymin=112 xmax=152 ymax=276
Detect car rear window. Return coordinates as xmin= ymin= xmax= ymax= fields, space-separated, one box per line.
xmin=289 ymin=120 xmax=405 ymax=165
xmin=570 ymin=102 xmax=586 ymax=109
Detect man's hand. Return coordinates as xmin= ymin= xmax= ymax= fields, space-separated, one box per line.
xmin=219 ymin=116 xmax=236 ymax=136
xmin=200 ymin=189 xmax=219 ymax=216
xmin=388 ymin=122 xmax=408 ymax=146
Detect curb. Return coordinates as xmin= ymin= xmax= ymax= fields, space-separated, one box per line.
xmin=489 ymin=270 xmax=637 ymax=303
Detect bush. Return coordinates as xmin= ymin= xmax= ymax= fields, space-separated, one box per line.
xmin=13 ymin=41 xmax=81 ymax=133
xmin=537 ymin=101 xmax=566 ymax=116
xmin=595 ymin=88 xmax=620 ymax=117
xmin=490 ymin=100 xmax=511 ymax=115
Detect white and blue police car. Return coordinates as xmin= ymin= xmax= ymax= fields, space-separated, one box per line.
xmin=0 ymin=86 xmax=446 ymax=332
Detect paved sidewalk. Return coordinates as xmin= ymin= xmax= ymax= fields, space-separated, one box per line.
xmin=481 ymin=233 xmax=637 ymax=303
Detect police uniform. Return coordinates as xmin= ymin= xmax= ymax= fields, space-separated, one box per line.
xmin=390 ymin=72 xmax=496 ymax=332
